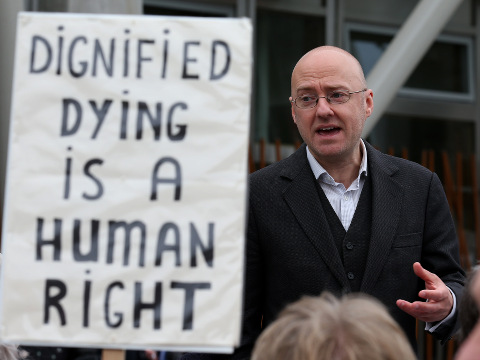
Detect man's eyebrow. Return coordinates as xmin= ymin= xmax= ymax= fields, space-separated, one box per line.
xmin=296 ymin=86 xmax=315 ymax=93
xmin=324 ymin=84 xmax=350 ymax=91
xmin=296 ymin=84 xmax=350 ymax=93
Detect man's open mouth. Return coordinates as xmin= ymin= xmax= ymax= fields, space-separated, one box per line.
xmin=317 ymin=127 xmax=341 ymax=135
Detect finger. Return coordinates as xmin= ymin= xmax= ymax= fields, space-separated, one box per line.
xmin=397 ymin=299 xmax=423 ymax=318
xmin=397 ymin=299 xmax=444 ymax=322
xmin=413 ymin=262 xmax=438 ymax=285
xmin=419 ymin=289 xmax=449 ymax=302
xmin=397 ymin=299 xmax=423 ymax=313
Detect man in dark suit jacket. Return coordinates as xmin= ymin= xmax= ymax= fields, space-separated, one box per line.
xmin=182 ymin=46 xmax=465 ymax=359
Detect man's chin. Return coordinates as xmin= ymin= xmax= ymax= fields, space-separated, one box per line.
xmin=309 ymin=146 xmax=349 ymax=163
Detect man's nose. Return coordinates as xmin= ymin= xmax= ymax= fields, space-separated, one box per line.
xmin=315 ymin=97 xmax=334 ymax=116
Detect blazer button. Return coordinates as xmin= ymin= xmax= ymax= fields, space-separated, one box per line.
xmin=347 ymin=272 xmax=354 ymax=280
xmin=346 ymin=242 xmax=354 ymax=250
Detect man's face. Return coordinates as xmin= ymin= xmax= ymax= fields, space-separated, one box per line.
xmin=290 ymin=49 xmax=373 ymax=166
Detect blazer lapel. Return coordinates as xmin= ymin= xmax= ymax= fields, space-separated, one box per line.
xmin=281 ymin=145 xmax=350 ymax=291
xmin=361 ymin=143 xmax=403 ymax=293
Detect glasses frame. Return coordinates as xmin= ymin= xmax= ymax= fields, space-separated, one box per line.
xmin=291 ymin=88 xmax=367 ymax=109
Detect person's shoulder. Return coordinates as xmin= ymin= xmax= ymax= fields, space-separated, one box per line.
xmin=249 ymin=144 xmax=307 ymax=182
xmin=249 ymin=158 xmax=287 ymax=180
xmin=387 ymin=153 xmax=431 ymax=174
xmin=366 ymin=143 xmax=433 ymax=178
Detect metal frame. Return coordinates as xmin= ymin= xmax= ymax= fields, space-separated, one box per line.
xmin=143 ymin=0 xmax=235 ymax=17
xmin=256 ymin=0 xmax=326 ymax=16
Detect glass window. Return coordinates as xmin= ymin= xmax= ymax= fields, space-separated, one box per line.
xmin=368 ymin=115 xmax=475 ymax=165
xmin=254 ymin=9 xmax=325 ymax=145
xmin=405 ymin=41 xmax=470 ymax=94
xmin=346 ymin=24 xmax=474 ymax=101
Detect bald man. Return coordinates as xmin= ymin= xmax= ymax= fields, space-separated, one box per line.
xmin=182 ymin=46 xmax=465 ymax=359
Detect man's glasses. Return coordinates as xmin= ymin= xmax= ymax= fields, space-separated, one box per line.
xmin=291 ymin=89 xmax=367 ymax=109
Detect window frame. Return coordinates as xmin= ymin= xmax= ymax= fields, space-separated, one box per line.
xmin=344 ymin=22 xmax=476 ymax=103
xmin=143 ymin=0 xmax=236 ymax=17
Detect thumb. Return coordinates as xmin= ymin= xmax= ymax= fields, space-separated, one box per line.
xmin=413 ymin=262 xmax=436 ymax=285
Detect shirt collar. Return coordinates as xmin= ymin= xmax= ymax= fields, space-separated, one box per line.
xmin=306 ymin=139 xmax=368 ymax=184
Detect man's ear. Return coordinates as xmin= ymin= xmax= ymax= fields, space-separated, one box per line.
xmin=290 ymin=97 xmax=297 ymax=123
xmin=365 ymin=90 xmax=374 ymax=118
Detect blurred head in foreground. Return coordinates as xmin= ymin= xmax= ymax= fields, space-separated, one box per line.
xmin=456 ymin=266 xmax=480 ymax=360
xmin=458 ymin=267 xmax=480 ymax=344
xmin=0 ymin=344 xmax=28 ymax=360
xmin=251 ymin=292 xmax=416 ymax=360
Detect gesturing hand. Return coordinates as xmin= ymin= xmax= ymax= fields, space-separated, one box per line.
xmin=396 ymin=262 xmax=453 ymax=323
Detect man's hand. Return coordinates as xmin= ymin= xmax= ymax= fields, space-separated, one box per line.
xmin=396 ymin=262 xmax=453 ymax=323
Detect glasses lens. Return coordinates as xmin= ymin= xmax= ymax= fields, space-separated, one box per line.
xmin=328 ymin=91 xmax=350 ymax=104
xmin=296 ymin=95 xmax=318 ymax=109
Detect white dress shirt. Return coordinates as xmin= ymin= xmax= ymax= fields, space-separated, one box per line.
xmin=306 ymin=140 xmax=368 ymax=231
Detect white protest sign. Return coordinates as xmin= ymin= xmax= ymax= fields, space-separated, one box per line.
xmin=0 ymin=12 xmax=251 ymax=353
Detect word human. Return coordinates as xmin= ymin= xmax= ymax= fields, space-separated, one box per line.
xmin=36 ymin=217 xmax=214 ymax=267
xmin=29 ymin=26 xmax=231 ymax=80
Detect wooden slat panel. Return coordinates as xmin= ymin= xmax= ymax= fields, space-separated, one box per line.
xmin=455 ymin=152 xmax=471 ymax=270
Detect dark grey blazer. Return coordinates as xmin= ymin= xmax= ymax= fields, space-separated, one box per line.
xmin=182 ymin=141 xmax=465 ymax=360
